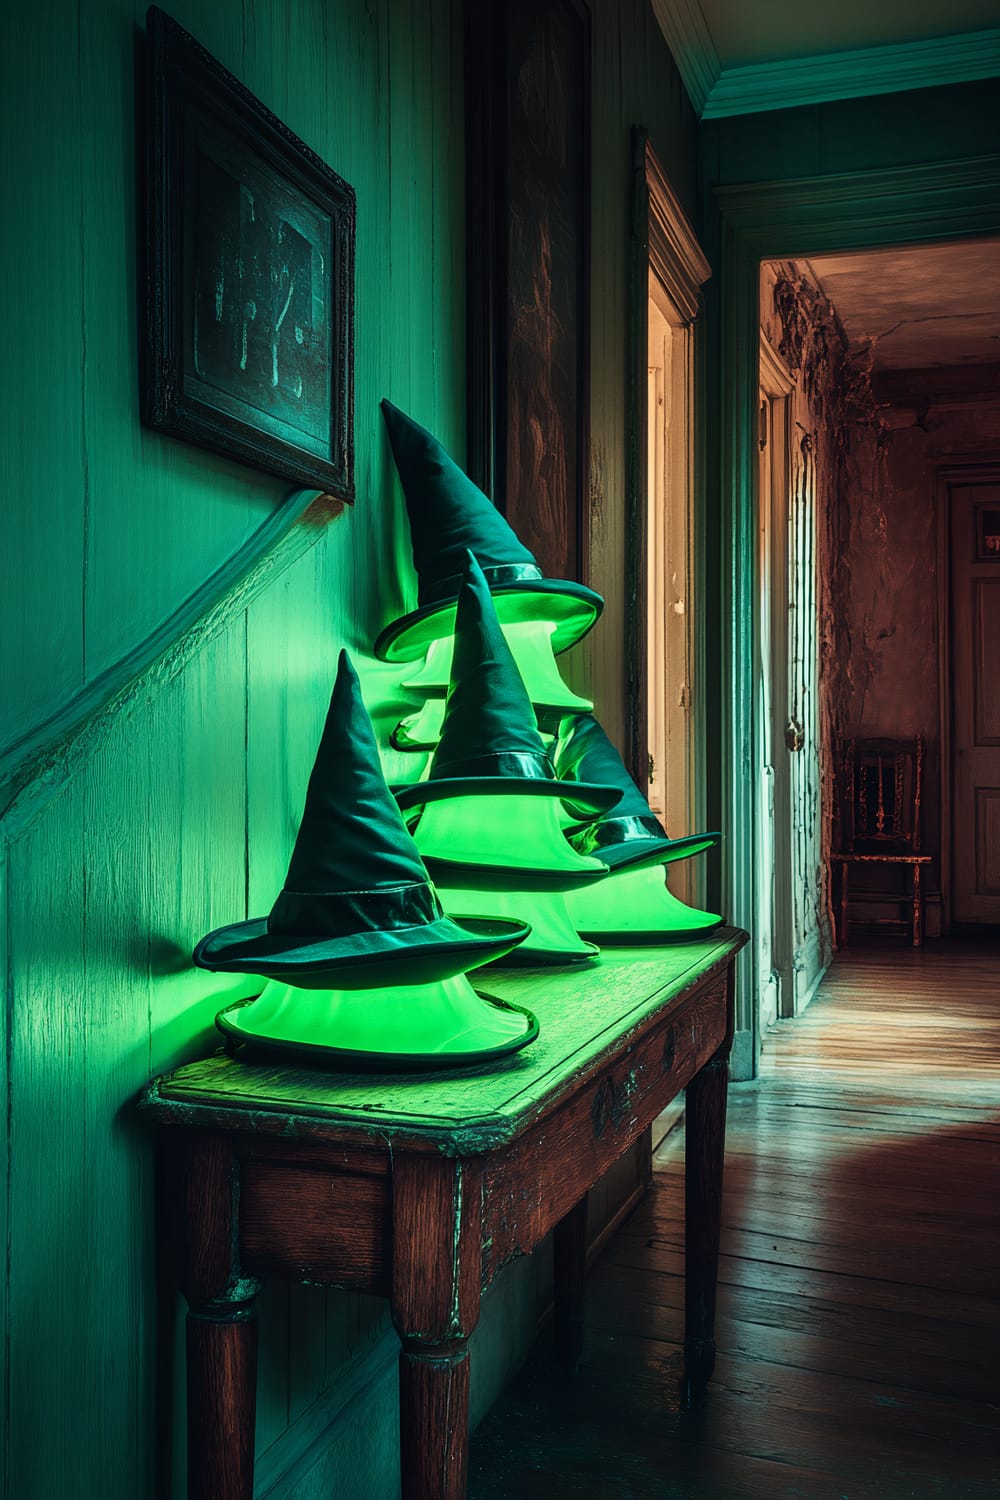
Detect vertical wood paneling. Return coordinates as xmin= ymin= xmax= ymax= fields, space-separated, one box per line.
xmin=84 ymin=0 xmax=283 ymax=690
xmin=7 ymin=783 xmax=88 ymax=1497
xmin=79 ymin=702 xmax=154 ymax=1500
xmin=0 ymin=836 xmax=8 ymax=1500
xmin=245 ymin=558 xmax=334 ymax=1459
xmin=0 ymin=0 xmax=86 ymax=753
xmin=147 ymin=634 xmax=251 ymax=1080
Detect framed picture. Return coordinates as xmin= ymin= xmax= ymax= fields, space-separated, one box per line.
xmin=465 ymin=0 xmax=591 ymax=583
xmin=141 ymin=7 xmax=355 ymax=500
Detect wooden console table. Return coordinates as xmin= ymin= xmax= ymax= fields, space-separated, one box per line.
xmin=140 ymin=926 xmax=747 ymax=1500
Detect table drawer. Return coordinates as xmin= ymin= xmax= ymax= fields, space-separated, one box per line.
xmin=481 ymin=974 xmax=728 ymax=1278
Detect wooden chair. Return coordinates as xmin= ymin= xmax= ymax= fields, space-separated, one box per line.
xmin=830 ymin=736 xmax=932 ymax=948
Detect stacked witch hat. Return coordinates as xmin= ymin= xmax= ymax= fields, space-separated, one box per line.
xmin=555 ymin=713 xmax=724 ymax=942
xmin=193 ymin=651 xmax=538 ymax=1066
xmin=377 ymin=401 xmax=597 ymax=750
xmin=396 ymin=554 xmax=622 ymax=963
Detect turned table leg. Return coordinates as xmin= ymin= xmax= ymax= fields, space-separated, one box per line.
xmin=186 ymin=1307 xmax=258 ymax=1500
xmin=553 ymin=1193 xmax=588 ymax=1372
xmin=170 ymin=1136 xmax=261 ymax=1500
xmin=682 ymin=1049 xmax=729 ymax=1404
xmin=391 ymin=1156 xmax=483 ymax=1500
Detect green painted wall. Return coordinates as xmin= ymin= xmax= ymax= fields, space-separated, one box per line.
xmin=0 ymin=1 xmax=699 ymax=1496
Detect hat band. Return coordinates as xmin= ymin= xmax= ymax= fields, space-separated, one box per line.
xmin=267 ymin=881 xmax=443 ymax=939
xmin=571 ymin=814 xmax=666 ymax=855
xmin=421 ymin=560 xmax=545 ymax=605
xmin=428 ymin=749 xmax=556 ymax=784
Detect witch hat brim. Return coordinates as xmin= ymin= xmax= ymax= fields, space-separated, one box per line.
xmin=192 ymin=651 xmax=532 ymax=988
xmin=570 ymin=817 xmax=722 ymax=872
xmin=395 ymin=766 xmax=622 ymax=823
xmin=375 ymin=399 xmax=603 ymax=661
xmin=215 ymin=986 xmax=539 ymax=1069
xmin=193 ymin=912 xmax=532 ymax=989
xmin=375 ymin=583 xmax=603 ymax=664
xmin=565 ymin=866 xmax=724 ymax=944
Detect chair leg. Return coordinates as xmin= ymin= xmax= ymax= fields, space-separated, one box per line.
xmin=838 ymin=864 xmax=849 ymax=948
xmin=912 ymin=862 xmax=922 ymax=949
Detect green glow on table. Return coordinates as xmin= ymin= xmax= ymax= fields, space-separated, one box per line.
xmin=403 ymin=621 xmax=593 ymax=711
xmin=437 ymin=883 xmax=599 ymax=963
xmin=413 ymin=793 xmax=607 ymax=876
xmin=565 ymin=862 xmax=722 ymax=939
xmin=222 ymin=971 xmax=532 ymax=1054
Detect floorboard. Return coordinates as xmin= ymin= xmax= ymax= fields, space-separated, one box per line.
xmin=468 ymin=937 xmax=1000 ymax=1499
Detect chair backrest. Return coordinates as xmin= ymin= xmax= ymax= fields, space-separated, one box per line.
xmin=834 ymin=736 xmax=924 ymax=855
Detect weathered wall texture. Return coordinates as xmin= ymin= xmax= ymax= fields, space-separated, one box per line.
xmin=832 ymin=389 xmax=1000 ymax=894
xmin=0 ymin=2 xmax=698 ymax=1496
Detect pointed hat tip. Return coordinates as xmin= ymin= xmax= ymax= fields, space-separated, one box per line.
xmin=379 ymin=398 xmax=408 ymax=433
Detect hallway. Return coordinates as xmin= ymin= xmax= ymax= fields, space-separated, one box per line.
xmin=468 ymin=941 xmax=1000 ymax=1499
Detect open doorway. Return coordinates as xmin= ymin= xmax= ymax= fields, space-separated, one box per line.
xmin=755 ymin=329 xmax=796 ymax=1027
xmin=714 ymin=157 xmax=1000 ymax=1079
xmin=754 ymin=237 xmax=1000 ymax=1050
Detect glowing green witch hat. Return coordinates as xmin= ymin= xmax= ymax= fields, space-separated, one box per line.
xmin=565 ymin=862 xmax=723 ymax=945
xmin=374 ymin=401 xmax=603 ymax=662
xmin=555 ymin=714 xmax=721 ymax=872
xmin=395 ymin=554 xmax=621 ymax=890
xmin=195 ymin=653 xmax=538 ymax=1066
xmin=391 ymin=623 xmax=592 ymax=753
xmin=554 ymin=714 xmax=723 ymax=943
xmin=400 ymin=624 xmax=594 ymax=710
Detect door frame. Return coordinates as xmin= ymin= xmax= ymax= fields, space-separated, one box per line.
xmin=626 ymin=130 xmax=711 ymax=802
xmin=711 ymin=152 xmax=1000 ymax=1077
xmin=757 ymin=331 xmax=796 ymax=1035
xmin=936 ymin=460 xmax=1000 ymax=932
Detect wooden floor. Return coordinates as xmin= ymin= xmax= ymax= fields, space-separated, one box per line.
xmin=468 ymin=938 xmax=1000 ymax=1499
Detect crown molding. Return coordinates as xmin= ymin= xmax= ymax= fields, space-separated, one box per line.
xmin=649 ymin=0 xmax=720 ymax=117
xmin=701 ymin=27 xmax=1000 ymax=119
xmin=715 ymin=154 xmax=1000 ymax=252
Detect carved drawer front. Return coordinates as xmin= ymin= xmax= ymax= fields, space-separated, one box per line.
xmin=238 ymin=1160 xmax=391 ymax=1294
xmin=482 ymin=976 xmax=728 ymax=1278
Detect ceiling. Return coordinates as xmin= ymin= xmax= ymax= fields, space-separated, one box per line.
xmin=651 ymin=0 xmax=1000 ymax=117
xmin=700 ymin=0 xmax=1000 ymax=68
xmin=802 ymin=239 xmax=1000 ymax=371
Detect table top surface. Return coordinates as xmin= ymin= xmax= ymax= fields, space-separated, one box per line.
xmin=141 ymin=928 xmax=745 ymax=1151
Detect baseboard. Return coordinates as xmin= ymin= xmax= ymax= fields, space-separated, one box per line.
xmin=793 ymin=932 xmax=828 ymax=1015
xmin=255 ymin=1324 xmax=399 ymax=1499
xmin=729 ymin=1027 xmax=754 ymax=1081
xmin=587 ymin=1180 xmax=647 ymax=1268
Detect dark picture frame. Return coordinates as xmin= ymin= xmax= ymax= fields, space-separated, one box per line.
xmin=465 ymin=0 xmax=591 ymax=583
xmin=141 ymin=7 xmax=355 ymax=500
